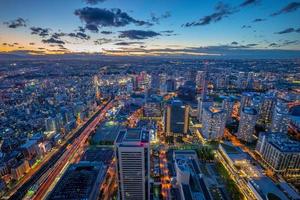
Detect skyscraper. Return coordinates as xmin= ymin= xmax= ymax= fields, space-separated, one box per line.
xmin=164 ymin=100 xmax=189 ymax=136
xmin=197 ymin=97 xmax=213 ymax=123
xmin=257 ymin=94 xmax=276 ymax=127
xmin=222 ymin=96 xmax=235 ymax=123
xmin=237 ymin=107 xmax=258 ymax=142
xmin=196 ymin=70 xmax=205 ymax=89
xmin=115 ymin=129 xmax=150 ymax=200
xmin=270 ymin=99 xmax=290 ymax=133
xmin=201 ymin=106 xmax=227 ymax=140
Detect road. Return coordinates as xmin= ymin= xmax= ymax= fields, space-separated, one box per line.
xmin=159 ymin=146 xmax=171 ymax=200
xmin=7 ymin=99 xmax=113 ymax=200
xmin=32 ymin=99 xmax=114 ymax=200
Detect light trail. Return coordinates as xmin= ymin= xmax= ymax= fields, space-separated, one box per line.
xmin=31 ymin=99 xmax=114 ymax=200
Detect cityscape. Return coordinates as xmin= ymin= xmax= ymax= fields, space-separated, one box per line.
xmin=0 ymin=1 xmax=300 ymax=200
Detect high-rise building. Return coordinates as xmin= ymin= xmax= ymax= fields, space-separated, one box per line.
xmin=197 ymin=97 xmax=213 ymax=123
xmin=240 ymin=92 xmax=254 ymax=110
xmin=164 ymin=100 xmax=189 ymax=136
xmin=201 ymin=106 xmax=226 ymax=140
xmin=237 ymin=107 xmax=258 ymax=142
xmin=222 ymin=96 xmax=235 ymax=123
xmin=159 ymin=73 xmax=167 ymax=95
xmin=115 ymin=129 xmax=150 ymax=200
xmin=45 ymin=117 xmax=57 ymax=132
xmin=257 ymin=94 xmax=276 ymax=127
xmin=270 ymin=99 xmax=290 ymax=133
xmin=166 ymin=79 xmax=176 ymax=92
xmin=256 ymin=132 xmax=300 ymax=178
xmin=150 ymin=73 xmax=160 ymax=91
xmin=196 ymin=71 xmax=205 ymax=89
xmin=236 ymin=71 xmax=246 ymax=89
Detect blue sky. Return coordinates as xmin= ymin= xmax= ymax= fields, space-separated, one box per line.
xmin=0 ymin=0 xmax=299 ymax=57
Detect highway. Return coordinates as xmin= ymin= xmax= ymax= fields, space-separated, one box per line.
xmin=8 ymin=99 xmax=114 ymax=200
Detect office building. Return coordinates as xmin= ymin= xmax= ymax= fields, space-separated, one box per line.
xmin=115 ymin=128 xmax=150 ymax=200
xmin=164 ymin=100 xmax=189 ymax=135
xmin=237 ymin=107 xmax=258 ymax=142
xmin=201 ymin=106 xmax=226 ymax=140
xmin=256 ymin=132 xmax=300 ymax=178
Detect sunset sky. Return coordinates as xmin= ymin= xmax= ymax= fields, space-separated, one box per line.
xmin=0 ymin=0 xmax=300 ymax=57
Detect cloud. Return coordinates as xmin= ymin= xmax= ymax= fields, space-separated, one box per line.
xmin=231 ymin=41 xmax=239 ymax=45
xmin=68 ymin=32 xmax=90 ymax=40
xmin=269 ymin=43 xmax=279 ymax=47
xmin=30 ymin=27 xmax=51 ymax=37
xmin=2 ymin=43 xmax=16 ymax=47
xmin=161 ymin=30 xmax=174 ymax=33
xmin=42 ymin=37 xmax=65 ymax=44
xmin=241 ymin=25 xmax=252 ymax=28
xmin=52 ymin=32 xmax=66 ymax=39
xmin=29 ymin=42 xmax=35 ymax=45
xmin=252 ymin=18 xmax=265 ymax=22
xmin=246 ymin=43 xmax=258 ymax=47
xmin=101 ymin=31 xmax=113 ymax=34
xmin=271 ymin=2 xmax=300 ymax=16
xmin=275 ymin=27 xmax=300 ymax=34
xmin=82 ymin=0 xmax=107 ymax=5
xmin=94 ymin=38 xmax=112 ymax=45
xmin=114 ymin=41 xmax=144 ymax=46
xmin=240 ymin=0 xmax=260 ymax=7
xmin=77 ymin=26 xmax=86 ymax=33
xmin=119 ymin=30 xmax=161 ymax=40
xmin=183 ymin=2 xmax=237 ymax=27
xmin=4 ymin=17 xmax=27 ymax=28
xmin=282 ymin=40 xmax=299 ymax=45
xmin=101 ymin=44 xmax=300 ymax=58
xmin=74 ymin=7 xmax=152 ymax=32
xmin=151 ymin=11 xmax=171 ymax=24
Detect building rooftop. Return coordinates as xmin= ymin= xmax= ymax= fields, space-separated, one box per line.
xmin=116 ymin=128 xmax=149 ymax=144
xmin=263 ymin=132 xmax=300 ymax=152
xmin=47 ymin=161 xmax=106 ymax=200
xmin=242 ymin=107 xmax=257 ymax=115
xmin=81 ymin=147 xmax=113 ymax=165
xmin=249 ymin=177 xmax=288 ymax=200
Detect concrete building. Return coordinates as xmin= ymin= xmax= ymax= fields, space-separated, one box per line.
xmin=164 ymin=100 xmax=189 ymax=136
xmin=219 ymin=142 xmax=289 ymax=200
xmin=11 ymin=160 xmax=30 ymax=180
xmin=221 ymin=96 xmax=235 ymax=123
xmin=256 ymin=132 xmax=300 ymax=178
xmin=115 ymin=128 xmax=150 ymax=200
xmin=237 ymin=107 xmax=258 ymax=142
xmin=270 ymin=99 xmax=290 ymax=134
xmin=173 ymin=150 xmax=213 ymax=200
xmin=201 ymin=106 xmax=226 ymax=140
xmin=257 ymin=94 xmax=276 ymax=128
xmin=197 ymin=97 xmax=213 ymax=123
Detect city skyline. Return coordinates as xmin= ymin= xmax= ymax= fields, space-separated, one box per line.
xmin=0 ymin=0 xmax=300 ymax=58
